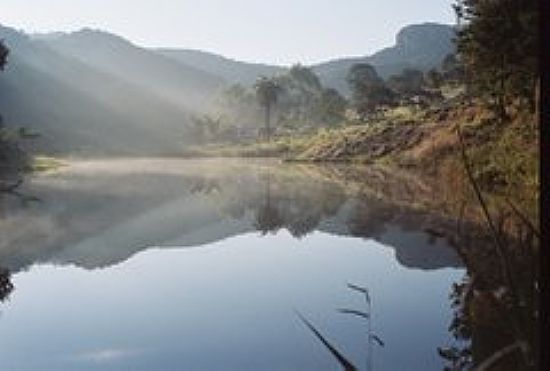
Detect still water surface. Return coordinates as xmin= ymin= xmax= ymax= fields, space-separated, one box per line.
xmin=0 ymin=159 xmax=466 ymax=370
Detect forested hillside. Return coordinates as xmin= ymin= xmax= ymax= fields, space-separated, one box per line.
xmin=41 ymin=29 xmax=225 ymax=109
xmin=0 ymin=25 xmax=208 ymax=155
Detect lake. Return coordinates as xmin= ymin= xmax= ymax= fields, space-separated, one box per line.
xmin=0 ymin=158 xmax=480 ymax=370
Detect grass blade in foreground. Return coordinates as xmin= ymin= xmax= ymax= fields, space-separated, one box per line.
xmin=295 ymin=310 xmax=357 ymax=371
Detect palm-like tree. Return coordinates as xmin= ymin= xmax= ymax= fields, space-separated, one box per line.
xmin=254 ymin=76 xmax=280 ymax=141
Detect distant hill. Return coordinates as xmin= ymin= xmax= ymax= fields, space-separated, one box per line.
xmin=312 ymin=23 xmax=456 ymax=95
xmin=0 ymin=22 xmax=455 ymax=155
xmin=0 ymin=25 xmax=202 ymax=155
xmin=39 ymin=29 xmax=226 ymax=110
xmin=156 ymin=23 xmax=456 ymax=95
xmin=155 ymin=48 xmax=284 ymax=86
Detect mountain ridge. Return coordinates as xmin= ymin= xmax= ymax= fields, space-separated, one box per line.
xmin=39 ymin=28 xmax=226 ymax=109
xmin=155 ymin=48 xmax=285 ymax=86
xmin=0 ymin=22 xmax=456 ymax=154
xmin=312 ymin=22 xmax=456 ymax=94
xmin=156 ymin=22 xmax=456 ymax=94
xmin=0 ymin=24 xmax=198 ymax=155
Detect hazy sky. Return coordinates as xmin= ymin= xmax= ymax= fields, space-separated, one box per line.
xmin=0 ymin=0 xmax=455 ymax=65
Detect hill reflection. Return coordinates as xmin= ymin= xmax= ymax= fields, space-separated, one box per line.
xmin=0 ymin=159 xmax=466 ymax=272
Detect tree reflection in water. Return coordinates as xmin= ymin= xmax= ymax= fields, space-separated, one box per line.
xmin=0 ymin=266 xmax=13 ymax=303
xmin=439 ymin=208 xmax=539 ymax=370
xmin=0 ymin=160 xmax=538 ymax=369
xmin=254 ymin=171 xmax=285 ymax=234
xmin=251 ymin=169 xmax=347 ymax=237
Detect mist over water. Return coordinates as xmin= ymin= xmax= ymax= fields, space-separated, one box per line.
xmin=0 ymin=0 xmax=540 ymax=368
xmin=0 ymin=22 xmax=455 ymax=156
xmin=0 ymin=158 xmax=468 ymax=370
xmin=0 ymin=158 xmax=464 ymax=272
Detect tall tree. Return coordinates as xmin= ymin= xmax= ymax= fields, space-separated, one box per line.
xmin=254 ymin=76 xmax=281 ymax=141
xmin=274 ymin=64 xmax=324 ymax=126
xmin=453 ymin=0 xmax=539 ymax=116
xmin=317 ymin=88 xmax=347 ymax=124
xmin=387 ymin=68 xmax=426 ymax=98
xmin=216 ymin=83 xmax=260 ymax=132
xmin=0 ymin=267 xmax=14 ymax=303
xmin=0 ymin=40 xmax=21 ymax=188
xmin=287 ymin=64 xmax=322 ymax=94
xmin=255 ymin=173 xmax=284 ymax=234
xmin=347 ymin=63 xmax=394 ymax=121
xmin=441 ymin=53 xmax=465 ymax=83
xmin=0 ymin=40 xmax=8 ymax=130
xmin=0 ymin=40 xmax=30 ymax=187
xmin=425 ymin=68 xmax=443 ymax=89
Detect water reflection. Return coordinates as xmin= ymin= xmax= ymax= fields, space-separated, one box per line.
xmin=0 ymin=267 xmax=13 ymax=303
xmin=439 ymin=211 xmax=539 ymax=370
xmin=0 ymin=231 xmax=463 ymax=370
xmin=0 ymin=158 xmax=537 ymax=370
xmin=255 ymin=171 xmax=286 ymax=234
xmin=0 ymin=159 xmax=464 ymax=273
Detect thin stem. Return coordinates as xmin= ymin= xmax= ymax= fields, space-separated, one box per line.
xmin=455 ymin=125 xmax=516 ymax=295
xmin=456 ymin=125 xmax=531 ymax=366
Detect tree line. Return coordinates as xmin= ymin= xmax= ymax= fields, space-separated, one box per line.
xmin=195 ymin=0 xmax=537 ymax=144
xmin=0 ymin=40 xmax=29 ymax=190
xmin=453 ymin=0 xmax=538 ymax=121
xmin=198 ymin=61 xmax=456 ymax=143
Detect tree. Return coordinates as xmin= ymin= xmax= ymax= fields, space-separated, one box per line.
xmin=0 ymin=267 xmax=13 ymax=303
xmin=0 ymin=40 xmax=7 ymax=129
xmin=453 ymin=0 xmax=539 ymax=115
xmin=0 ymin=41 xmax=25 ymax=189
xmin=216 ymin=83 xmax=260 ymax=134
xmin=218 ymin=66 xmax=340 ymax=132
xmin=254 ymin=76 xmax=281 ymax=141
xmin=274 ymin=64 xmax=324 ymax=127
xmin=441 ymin=53 xmax=465 ymax=84
xmin=387 ymin=68 xmax=426 ymax=98
xmin=0 ymin=40 xmax=8 ymax=130
xmin=425 ymin=68 xmax=443 ymax=89
xmin=222 ymin=83 xmax=250 ymax=105
xmin=255 ymin=173 xmax=284 ymax=234
xmin=347 ymin=63 xmax=394 ymax=121
xmin=287 ymin=64 xmax=322 ymax=94
xmin=317 ymin=88 xmax=347 ymax=124
xmin=189 ymin=114 xmax=223 ymax=143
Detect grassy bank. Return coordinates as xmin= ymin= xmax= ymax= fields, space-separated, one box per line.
xmin=183 ymin=101 xmax=538 ymax=220
xmin=181 ymin=135 xmax=314 ymax=159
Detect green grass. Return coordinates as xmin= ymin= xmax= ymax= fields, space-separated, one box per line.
xmin=465 ymin=120 xmax=538 ymax=217
xmin=383 ymin=105 xmax=422 ymax=121
xmin=440 ymin=83 xmax=465 ymax=99
xmin=181 ymin=100 xmax=538 ymax=218
xmin=181 ymin=134 xmax=316 ymax=159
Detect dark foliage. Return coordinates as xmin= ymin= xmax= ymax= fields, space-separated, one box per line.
xmin=387 ymin=68 xmax=426 ymax=97
xmin=347 ymin=63 xmax=395 ymax=120
xmin=0 ymin=40 xmax=29 ymax=188
xmin=454 ymin=0 xmax=539 ymax=111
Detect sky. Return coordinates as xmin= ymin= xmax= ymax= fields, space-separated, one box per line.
xmin=0 ymin=0 xmax=455 ymax=66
